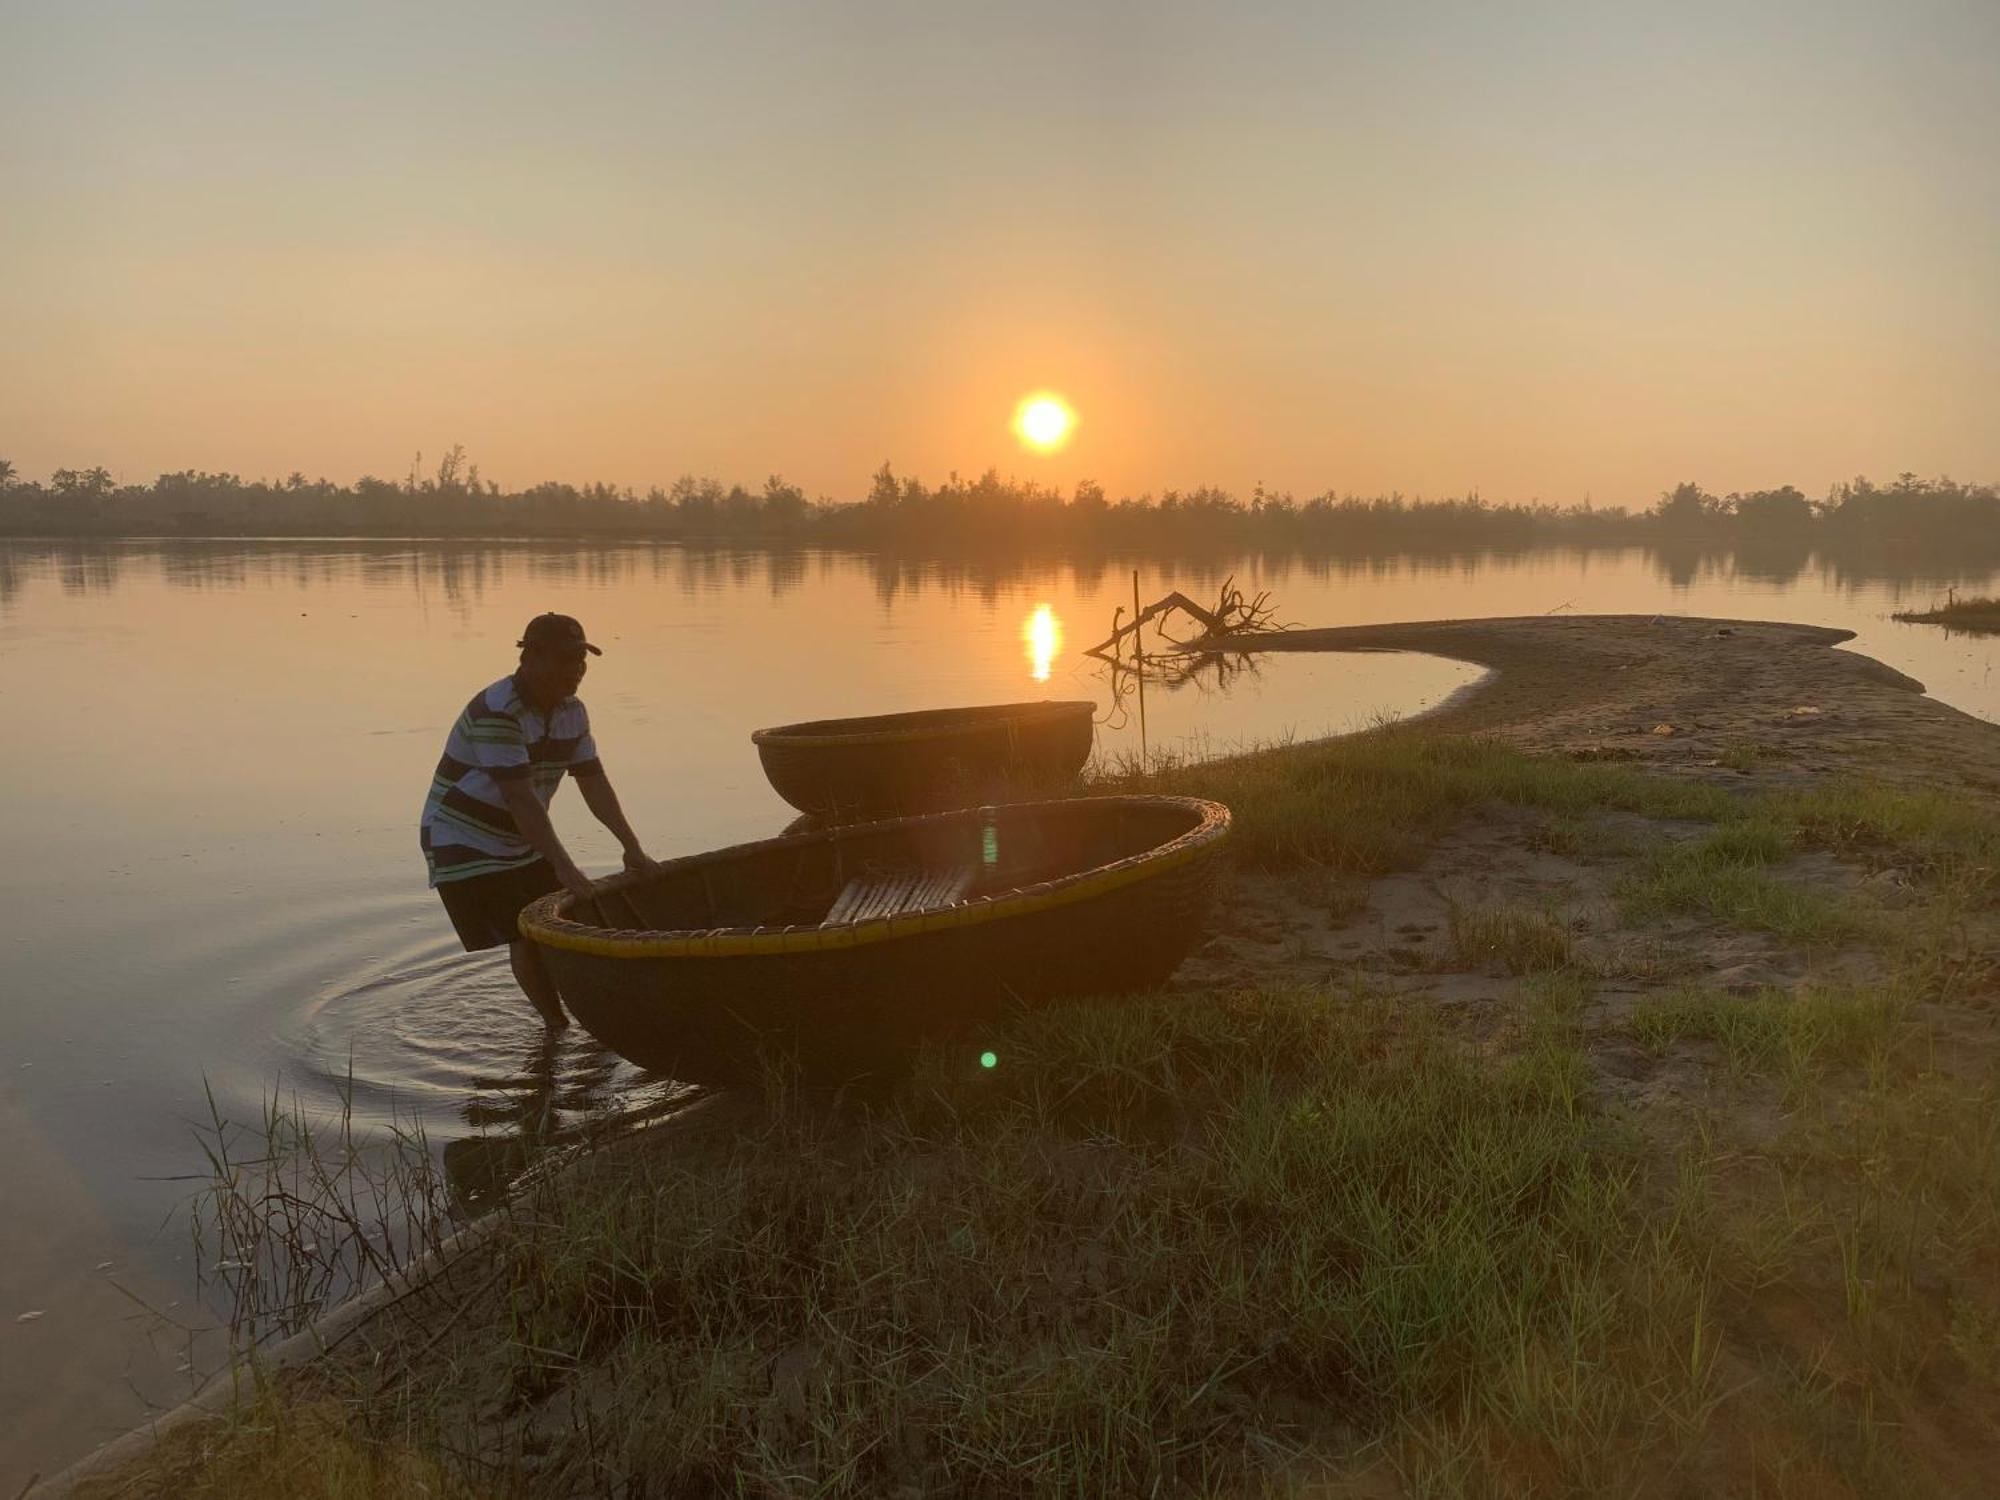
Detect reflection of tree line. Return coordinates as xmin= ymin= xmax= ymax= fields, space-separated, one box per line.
xmin=4 ymin=527 xmax=1999 ymax=614
xmin=0 ymin=539 xmax=840 ymax=611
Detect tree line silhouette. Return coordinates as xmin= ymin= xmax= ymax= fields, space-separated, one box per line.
xmin=1 ymin=450 xmax=1993 ymax=561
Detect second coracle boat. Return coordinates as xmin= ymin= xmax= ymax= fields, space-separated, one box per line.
xmin=750 ymin=699 xmax=1097 ymax=818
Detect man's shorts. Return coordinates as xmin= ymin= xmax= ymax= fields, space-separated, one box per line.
xmin=435 ymin=859 xmax=563 ymax=952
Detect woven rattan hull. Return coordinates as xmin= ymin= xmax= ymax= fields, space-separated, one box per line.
xmin=521 ymin=796 xmax=1228 ymax=1084
xmin=751 ymin=700 xmax=1096 ymax=817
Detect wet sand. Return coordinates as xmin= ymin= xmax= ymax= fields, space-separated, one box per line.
xmin=1249 ymin=614 xmax=1999 ymax=790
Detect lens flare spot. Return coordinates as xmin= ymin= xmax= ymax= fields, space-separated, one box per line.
xmin=1022 ymin=603 xmax=1062 ymax=682
xmin=980 ymin=1051 xmax=998 ymax=1070
xmin=1012 ymin=393 xmax=1075 ymax=453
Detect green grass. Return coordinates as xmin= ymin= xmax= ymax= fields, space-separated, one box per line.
xmin=1774 ymin=781 xmax=2000 ymax=894
xmin=159 ymin=970 xmax=2000 ymax=1498
xmin=142 ymin=733 xmax=2000 ymax=1498
xmin=1692 ymin=1055 xmax=2000 ymax=1422
xmin=1099 ymin=729 xmax=1739 ymax=872
xmin=70 ymin=1389 xmax=473 ymax=1500
xmin=1614 ymin=782 xmax=1999 ymax=948
xmin=1525 ymin=812 xmax=1646 ymax=859
xmin=1108 ymin=731 xmax=1993 ymax=911
xmin=1717 ymin=741 xmax=1790 ymax=772
xmin=1618 ymin=819 xmax=1876 ymax=946
xmin=1629 ymin=983 xmax=1910 ymax=1084
xmin=228 ymin=969 xmax=1983 ymax=1498
xmin=1502 ymin=971 xmax=1597 ymax=1118
xmin=1447 ymin=900 xmax=1578 ymax=975
xmin=470 ymin=985 xmax=1710 ymax=1496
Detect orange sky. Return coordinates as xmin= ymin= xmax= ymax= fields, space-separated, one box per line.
xmin=3 ymin=2 xmax=1996 ymax=504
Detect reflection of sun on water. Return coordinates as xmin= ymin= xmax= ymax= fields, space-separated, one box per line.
xmin=1023 ymin=604 xmax=1062 ymax=681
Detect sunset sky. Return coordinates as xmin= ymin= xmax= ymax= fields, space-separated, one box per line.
xmin=3 ymin=1 xmax=1996 ymax=504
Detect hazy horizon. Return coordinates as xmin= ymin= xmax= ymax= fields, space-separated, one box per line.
xmin=5 ymin=2 xmax=1997 ymax=503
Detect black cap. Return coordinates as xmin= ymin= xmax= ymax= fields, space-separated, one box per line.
xmin=517 ymin=613 xmax=602 ymax=656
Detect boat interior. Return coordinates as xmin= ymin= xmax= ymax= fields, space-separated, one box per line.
xmin=563 ymin=799 xmax=1205 ymax=935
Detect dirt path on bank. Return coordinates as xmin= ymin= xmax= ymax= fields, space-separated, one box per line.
xmin=1249 ymin=614 xmax=1998 ymax=791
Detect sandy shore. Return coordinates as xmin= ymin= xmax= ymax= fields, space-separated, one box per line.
xmin=1248 ymin=613 xmax=1998 ymax=791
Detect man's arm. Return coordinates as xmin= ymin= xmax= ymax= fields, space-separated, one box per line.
xmin=497 ymin=779 xmax=595 ymax=900
xmin=575 ymin=768 xmax=658 ymax=873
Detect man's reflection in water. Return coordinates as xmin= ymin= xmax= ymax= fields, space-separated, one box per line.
xmin=441 ymin=1029 xmax=622 ymax=1209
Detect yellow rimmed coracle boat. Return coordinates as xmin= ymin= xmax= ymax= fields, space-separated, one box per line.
xmin=519 ymin=795 xmax=1229 ymax=1084
xmin=750 ymin=699 xmax=1097 ymax=818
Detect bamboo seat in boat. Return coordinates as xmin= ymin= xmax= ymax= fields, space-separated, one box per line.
xmin=822 ymin=866 xmax=974 ymax=926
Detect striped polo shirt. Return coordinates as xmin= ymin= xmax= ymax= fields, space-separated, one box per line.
xmin=419 ymin=677 xmax=602 ymax=886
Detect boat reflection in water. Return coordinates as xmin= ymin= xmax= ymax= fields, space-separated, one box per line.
xmin=440 ymin=1030 xmax=698 ymax=1208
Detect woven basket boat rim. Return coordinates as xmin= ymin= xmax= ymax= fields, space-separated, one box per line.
xmin=751 ymin=698 xmax=1097 ymax=748
xmin=520 ymin=793 xmax=1230 ymax=959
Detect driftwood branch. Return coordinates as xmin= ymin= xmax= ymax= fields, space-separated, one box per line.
xmin=1084 ymin=574 xmax=1280 ymax=663
xmin=1086 ymin=577 xmax=1289 ymax=737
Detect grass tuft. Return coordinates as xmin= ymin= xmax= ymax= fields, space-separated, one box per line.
xmin=1774 ymin=781 xmax=2000 ymax=897
xmin=1100 ymin=728 xmax=1738 ymax=873
xmin=1618 ymin=820 xmax=1875 ymax=945
xmin=1629 ymin=983 xmax=1910 ymax=1083
xmin=1717 ymin=741 xmax=1790 ymax=772
xmin=71 ymin=1389 xmax=472 ymax=1500
xmin=1891 ymin=593 xmax=2000 ymax=635
xmin=1447 ymin=900 xmax=1577 ymax=975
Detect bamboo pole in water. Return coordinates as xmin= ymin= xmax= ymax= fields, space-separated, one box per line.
xmin=1132 ymin=569 xmax=1148 ymax=764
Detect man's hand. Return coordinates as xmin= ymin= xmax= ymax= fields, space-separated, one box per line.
xmin=557 ymin=863 xmax=596 ymax=903
xmin=578 ymin=773 xmax=658 ymax=881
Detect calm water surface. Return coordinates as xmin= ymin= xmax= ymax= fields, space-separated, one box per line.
xmin=3 ymin=539 xmax=1997 ymax=1482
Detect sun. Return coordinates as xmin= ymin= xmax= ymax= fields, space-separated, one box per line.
xmin=1012 ymin=393 xmax=1075 ymax=453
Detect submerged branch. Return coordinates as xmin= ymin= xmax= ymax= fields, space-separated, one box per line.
xmin=1084 ymin=575 xmax=1284 ymax=665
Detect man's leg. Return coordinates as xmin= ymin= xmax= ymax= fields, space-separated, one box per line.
xmin=509 ymin=938 xmax=570 ymax=1028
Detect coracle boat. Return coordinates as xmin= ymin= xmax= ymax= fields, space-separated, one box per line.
xmin=751 ymin=699 xmax=1097 ymax=818
xmin=520 ymin=795 xmax=1230 ymax=1084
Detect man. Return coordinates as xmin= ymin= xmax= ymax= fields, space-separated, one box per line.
xmin=420 ymin=612 xmax=658 ymax=1026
